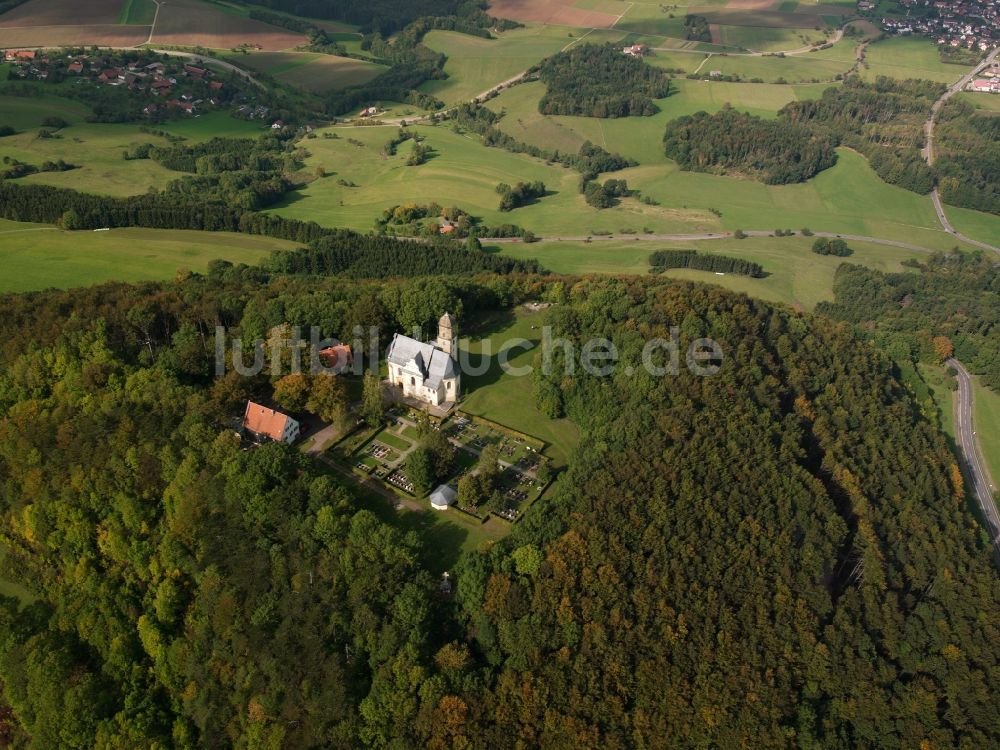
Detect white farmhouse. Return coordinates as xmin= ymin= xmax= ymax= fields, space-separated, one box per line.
xmin=386 ymin=313 xmax=461 ymax=407
xmin=242 ymin=401 xmax=300 ymax=444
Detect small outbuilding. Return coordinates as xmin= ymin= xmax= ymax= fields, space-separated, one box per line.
xmin=429 ymin=484 xmax=457 ymax=510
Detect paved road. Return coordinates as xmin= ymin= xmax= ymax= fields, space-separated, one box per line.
xmin=948 ymin=358 xmax=1000 ymax=555
xmin=16 ymin=42 xmax=266 ymax=88
xmin=481 ymin=229 xmax=941 ymax=253
xmin=922 ymin=48 xmax=1000 ymax=255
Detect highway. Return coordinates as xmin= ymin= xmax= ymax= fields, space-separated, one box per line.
xmin=947 ymin=358 xmax=1000 ymax=556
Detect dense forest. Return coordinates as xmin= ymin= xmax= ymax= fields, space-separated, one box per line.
xmin=663 ymin=106 xmax=838 ymax=183
xmin=266 ymin=233 xmax=543 ymax=277
xmin=816 ymin=250 xmax=1000 ymax=392
xmin=536 ymin=44 xmax=672 ymax=118
xmin=684 ymin=14 xmax=712 ymax=42
xmin=649 ymin=248 xmax=765 ymax=277
xmin=780 ymin=76 xmax=940 ymax=194
xmin=0 ymin=176 xmax=547 ymax=275
xmin=235 ymin=0 xmax=464 ymax=34
xmin=1 ymin=271 xmax=999 ymax=747
xmin=934 ymin=98 xmax=1000 ymax=215
xmin=662 ymin=77 xmax=982 ymax=194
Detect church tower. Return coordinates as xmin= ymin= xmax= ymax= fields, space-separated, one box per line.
xmin=436 ymin=312 xmax=458 ymax=360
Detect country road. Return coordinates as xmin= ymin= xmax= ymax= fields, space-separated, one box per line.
xmin=923 ymin=47 xmax=1000 ymax=255
xmin=15 ymin=43 xmax=266 ymax=88
xmin=947 ymin=358 xmax=1000 ymax=556
xmin=480 ymin=229 xmax=944 ymax=254
xmin=653 ymin=25 xmax=845 ymax=58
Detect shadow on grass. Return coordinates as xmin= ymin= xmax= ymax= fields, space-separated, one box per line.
xmin=459 ymin=308 xmax=541 ymax=392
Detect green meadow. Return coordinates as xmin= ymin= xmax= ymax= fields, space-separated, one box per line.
xmin=268 ymin=124 xmax=718 ymax=235
xmin=491 ymin=233 xmax=928 ymax=309
xmin=860 ymin=37 xmax=964 ymax=84
xmin=118 ymin=0 xmax=158 ymax=24
xmin=225 ymin=51 xmax=387 ymax=92
xmin=458 ymin=307 xmax=580 ymax=466
xmin=916 ymin=363 xmax=957 ymax=442
xmin=623 ymin=148 xmax=993 ymax=250
xmin=684 ymin=37 xmax=860 ymax=83
xmin=0 ymin=544 xmax=34 ymax=604
xmin=420 ymin=26 xmax=575 ymax=105
xmin=973 ymin=376 xmax=1000 ymax=488
xmin=485 ymin=78 xmax=832 ymax=163
xmin=945 ymin=205 xmax=1000 ymax=248
xmin=0 ymin=95 xmax=267 ymax=196
xmin=0 ymin=224 xmax=299 ymax=292
xmin=957 ymin=91 xmax=1000 ymax=114
xmin=712 ymin=24 xmax=828 ymax=52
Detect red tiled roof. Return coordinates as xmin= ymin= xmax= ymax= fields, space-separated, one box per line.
xmin=319 ymin=344 xmax=353 ymax=370
xmin=243 ymin=401 xmax=291 ymax=441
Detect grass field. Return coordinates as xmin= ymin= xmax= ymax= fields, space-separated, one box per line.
xmin=957 ymin=91 xmax=1000 ymax=114
xmin=972 ymin=377 xmax=1000 ymax=489
xmin=684 ymin=37 xmax=860 ymax=82
xmin=118 ymin=0 xmax=157 ymax=24
xmin=0 ymin=96 xmax=267 ymax=196
xmin=459 ymin=307 xmax=580 ymax=466
xmin=860 ymin=37 xmax=964 ymax=84
xmin=0 ymin=224 xmax=299 ymax=292
xmin=944 ymin=205 xmax=1000 ymax=248
xmin=485 ymin=78 xmax=833 ymax=164
xmin=623 ymin=148 xmax=989 ymax=250
xmin=915 ymin=363 xmax=956 ymax=441
xmin=227 ymin=51 xmax=387 ymax=92
xmin=491 ymin=234 xmax=926 ymax=309
xmin=270 ymin=117 xmax=996 ymax=250
xmin=420 ymin=26 xmax=575 ymax=105
xmin=269 ymin=123 xmax=718 ymax=235
xmin=0 ymin=545 xmax=34 ymax=604
xmin=712 ymin=24 xmax=827 ymax=52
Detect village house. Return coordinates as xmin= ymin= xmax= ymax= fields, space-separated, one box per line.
xmin=970 ymin=77 xmax=1000 ymax=92
xmin=623 ymin=43 xmax=647 ymax=57
xmin=359 ymin=106 xmax=379 ymax=117
xmin=242 ymin=401 xmax=300 ymax=444
xmin=318 ymin=343 xmax=353 ymax=372
xmin=4 ymin=50 xmax=35 ymax=62
xmin=386 ymin=313 xmax=461 ymax=408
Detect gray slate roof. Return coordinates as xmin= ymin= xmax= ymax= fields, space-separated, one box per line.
xmin=430 ymin=484 xmax=457 ymax=507
xmin=386 ymin=333 xmax=457 ymax=389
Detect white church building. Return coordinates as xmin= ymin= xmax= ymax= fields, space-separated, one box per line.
xmin=386 ymin=313 xmax=461 ymax=408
